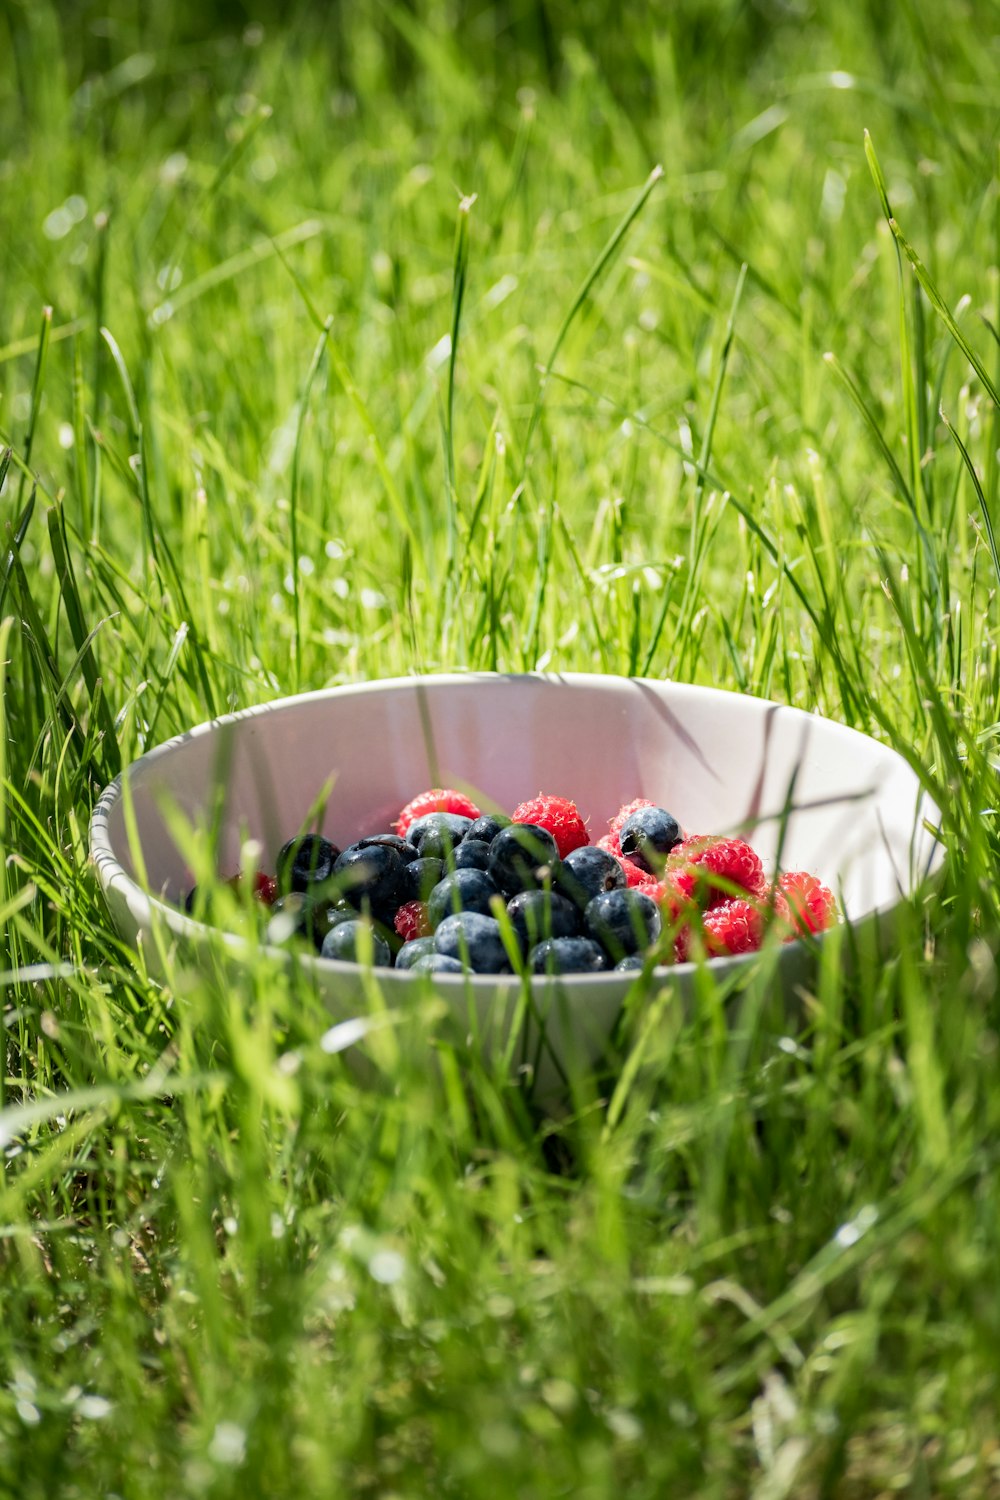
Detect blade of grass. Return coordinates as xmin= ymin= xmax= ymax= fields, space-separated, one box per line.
xmin=289 ymin=317 xmax=333 ymax=692
xmin=46 ymin=501 xmax=120 ymax=777
xmin=15 ymin=307 xmax=52 ymax=514
xmin=941 ymin=406 xmax=1000 ymax=597
xmin=521 ymin=164 xmax=663 ymax=474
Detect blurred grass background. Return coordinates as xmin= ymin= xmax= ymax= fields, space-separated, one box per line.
xmin=1 ymin=1 xmax=999 ymax=1495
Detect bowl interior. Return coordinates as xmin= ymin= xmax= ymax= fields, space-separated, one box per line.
xmin=96 ymin=673 xmax=939 ymax=923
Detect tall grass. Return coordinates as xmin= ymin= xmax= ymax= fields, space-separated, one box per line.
xmin=0 ymin=1 xmax=998 ymax=1494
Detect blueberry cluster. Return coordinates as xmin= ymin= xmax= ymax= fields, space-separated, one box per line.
xmin=262 ymin=814 xmax=663 ymax=976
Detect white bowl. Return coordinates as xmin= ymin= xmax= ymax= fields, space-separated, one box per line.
xmin=90 ymin=673 xmax=941 ymax=1086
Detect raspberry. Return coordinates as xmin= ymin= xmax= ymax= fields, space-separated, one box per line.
xmin=512 ymin=794 xmax=589 ymax=859
xmin=226 ymin=870 xmax=277 ymax=905
xmin=596 ymin=830 xmax=623 ymax=860
xmin=675 ymin=899 xmax=763 ymax=962
xmin=394 ymin=899 xmax=431 ymax=942
xmin=633 ymin=876 xmax=665 ymax=904
xmin=778 ymin=872 xmax=837 ymax=935
xmin=394 ymin=788 xmax=482 ymax=837
xmin=620 ymin=856 xmax=651 ymax=888
xmin=667 ymin=835 xmax=766 ymax=907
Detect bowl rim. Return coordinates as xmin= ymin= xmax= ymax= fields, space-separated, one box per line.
xmin=89 ymin=670 xmax=943 ymax=988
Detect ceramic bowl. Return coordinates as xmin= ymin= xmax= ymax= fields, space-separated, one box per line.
xmin=90 ymin=673 xmax=941 ymax=1084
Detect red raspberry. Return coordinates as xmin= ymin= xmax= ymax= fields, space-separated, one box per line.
xmin=633 ymin=877 xmax=659 ymax=900
xmin=609 ymin=798 xmax=657 ymax=836
xmin=675 ymin=899 xmax=763 ymax=962
xmin=394 ymin=900 xmax=431 ymax=942
xmin=512 ymin=794 xmax=589 ymax=859
xmin=596 ymin=830 xmax=623 ymax=860
xmin=763 ymin=886 xmax=795 ymax=941
xmin=394 ymin=788 xmax=482 ymax=837
xmin=667 ymin=835 xmax=766 ymax=907
xmin=620 ymin=856 xmax=651 ymax=888
xmin=778 ymin=872 xmax=837 ymax=935
xmin=226 ymin=871 xmax=277 ymax=905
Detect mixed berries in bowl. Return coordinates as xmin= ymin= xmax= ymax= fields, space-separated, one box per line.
xmin=186 ymin=786 xmax=838 ymax=978
xmin=91 ymin=673 xmax=940 ymax=1086
xmin=89 ymin=669 xmax=941 ymax=1092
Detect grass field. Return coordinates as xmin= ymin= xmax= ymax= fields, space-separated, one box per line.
xmin=1 ymin=1 xmax=999 ymax=1494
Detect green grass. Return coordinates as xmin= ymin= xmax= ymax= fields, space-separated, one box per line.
xmin=1 ymin=0 xmax=999 ymax=1494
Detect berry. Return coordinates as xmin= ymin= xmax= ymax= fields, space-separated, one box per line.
xmin=557 ymin=844 xmax=626 ymax=907
xmin=394 ymin=789 xmax=481 ymax=837
xmin=487 ymin=823 xmax=560 ymax=897
xmin=401 ymin=857 xmax=444 ymax=903
xmin=333 ymin=842 xmax=407 ymax=913
xmin=618 ymin=806 xmax=683 ymax=869
xmin=410 ymin=952 xmax=465 ymax=974
xmin=529 ymin=937 xmax=610 ymax=975
xmin=668 ymin=835 xmax=766 ymax=907
xmin=511 ymin=794 xmax=589 ymax=859
xmin=265 ymin=894 xmax=311 ymax=946
xmin=609 ymin=799 xmax=657 ymax=836
xmin=426 ymin=869 xmax=500 ymax=929
xmin=320 ymin=919 xmax=392 ymax=966
xmin=276 ymin=833 xmax=341 ymax=893
xmin=355 ymin=832 xmax=419 ymax=864
xmin=584 ymin=888 xmax=661 ymax=960
xmin=394 ymin=900 xmax=431 ymax=942
xmin=506 ymin=890 xmax=581 ymax=950
xmin=466 ymin=813 xmax=511 ymax=845
xmin=251 ymin=871 xmax=277 ymax=905
xmin=675 ymin=899 xmax=763 ymax=962
xmin=189 ymin=782 xmax=835 ymax=981
xmin=306 ymin=897 xmax=363 ymax=947
xmin=406 ymin=812 xmax=474 ymax=859
xmin=596 ymin=831 xmax=623 ymax=860
xmin=778 ymin=872 xmax=837 ymax=935
xmin=394 ymin=936 xmax=437 ymax=969
xmin=434 ymin=912 xmax=511 ymax=974
xmin=266 ymin=893 xmax=356 ymax=949
xmin=453 ymin=838 xmax=492 ymax=872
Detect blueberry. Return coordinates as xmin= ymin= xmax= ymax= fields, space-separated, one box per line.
xmin=466 ymin=813 xmax=511 ymax=845
xmin=453 ymin=838 xmax=492 ymax=872
xmin=267 ymin=894 xmax=369 ymax=951
xmin=333 ymin=842 xmax=406 ymax=912
xmin=355 ymin=832 xmax=419 ymax=864
xmin=302 ymin=896 xmax=359 ymax=947
xmin=407 ymin=812 xmax=473 ymax=858
xmin=320 ymin=919 xmax=392 ymax=967
xmin=529 ymin=937 xmax=610 ymax=975
xmin=401 ymin=856 xmax=445 ymax=903
xmin=410 ymin=952 xmax=465 ymax=974
xmin=584 ymin=888 xmax=661 ymax=959
xmin=426 ymin=869 xmax=500 ymax=929
xmin=618 ymin=807 xmax=683 ymax=871
xmin=614 ymin=953 xmax=647 ymax=972
xmin=435 ymin=912 xmax=512 ymax=973
xmin=506 ymin=889 xmax=581 ymax=950
xmin=276 ymin=833 xmax=341 ymax=893
xmin=265 ymin=893 xmax=315 ymax=946
xmin=394 ymin=936 xmax=438 ymax=970
xmin=487 ymin=823 xmax=560 ymax=897
xmin=557 ymin=844 xmax=626 ymax=908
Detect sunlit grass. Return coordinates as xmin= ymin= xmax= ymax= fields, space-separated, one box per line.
xmin=1 ymin=1 xmax=998 ymax=1494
